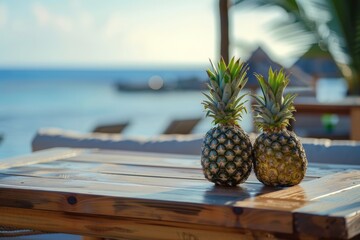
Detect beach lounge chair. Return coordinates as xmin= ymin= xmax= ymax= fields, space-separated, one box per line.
xmin=92 ymin=117 xmax=201 ymax=135
xmin=162 ymin=117 xmax=201 ymax=134
xmin=92 ymin=121 xmax=129 ymax=134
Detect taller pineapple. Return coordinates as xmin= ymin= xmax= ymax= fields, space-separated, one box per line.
xmin=201 ymin=57 xmax=253 ymax=186
xmin=253 ymin=68 xmax=307 ymax=187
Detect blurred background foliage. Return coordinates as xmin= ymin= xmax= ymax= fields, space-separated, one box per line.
xmin=222 ymin=0 xmax=360 ymax=94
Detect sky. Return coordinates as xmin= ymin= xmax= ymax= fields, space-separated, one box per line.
xmin=0 ymin=0 xmax=314 ymax=68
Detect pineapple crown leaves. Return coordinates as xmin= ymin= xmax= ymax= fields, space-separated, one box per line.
xmin=253 ymin=67 xmax=297 ymax=131
xmin=202 ymin=57 xmax=249 ymax=126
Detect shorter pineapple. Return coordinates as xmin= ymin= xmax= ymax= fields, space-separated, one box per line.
xmin=253 ymin=68 xmax=307 ymax=187
xmin=201 ymin=57 xmax=253 ymax=186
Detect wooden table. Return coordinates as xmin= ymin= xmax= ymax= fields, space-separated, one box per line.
xmin=294 ymin=96 xmax=360 ymax=140
xmin=0 ymin=148 xmax=359 ymax=240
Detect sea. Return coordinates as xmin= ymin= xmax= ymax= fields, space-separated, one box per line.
xmin=0 ymin=69 xmax=253 ymax=159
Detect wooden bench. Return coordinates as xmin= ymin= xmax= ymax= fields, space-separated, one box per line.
xmin=0 ymin=148 xmax=359 ymax=239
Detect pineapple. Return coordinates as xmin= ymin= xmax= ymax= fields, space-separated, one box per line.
xmin=201 ymin=57 xmax=253 ymax=186
xmin=253 ymin=68 xmax=307 ymax=187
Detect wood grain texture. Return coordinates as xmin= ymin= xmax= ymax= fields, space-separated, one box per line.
xmin=66 ymin=151 xmax=201 ymax=169
xmin=0 ymin=183 xmax=294 ymax=233
xmin=88 ymin=148 xmax=198 ymax=159
xmin=0 ymin=207 xmax=317 ymax=240
xmin=0 ymin=157 xmax=318 ymax=184
xmin=0 ymin=148 xmax=83 ymax=170
xmin=257 ymin=170 xmax=360 ymax=238
xmin=257 ymin=170 xmax=360 ymax=201
xmin=294 ymin=186 xmax=360 ymax=239
xmin=0 ymin=148 xmax=359 ymax=239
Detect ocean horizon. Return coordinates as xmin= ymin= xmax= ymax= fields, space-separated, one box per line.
xmin=0 ymin=68 xmax=207 ymax=81
xmin=0 ymin=69 xmax=253 ymax=159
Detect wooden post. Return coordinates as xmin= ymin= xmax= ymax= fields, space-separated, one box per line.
xmin=219 ymin=0 xmax=229 ymax=63
xmin=350 ymin=108 xmax=360 ymax=140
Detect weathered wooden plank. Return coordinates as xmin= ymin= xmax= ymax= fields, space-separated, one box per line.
xmin=0 ymin=171 xmax=272 ymax=201
xmin=0 ymin=174 xmax=214 ymax=201
xmin=0 ymin=171 xmax=269 ymax=199
xmin=67 ymin=151 xmax=360 ymax=176
xmin=67 ymin=161 xmax=204 ymax=180
xmin=0 ymin=171 xmax=286 ymax=209
xmin=62 ymin=157 xmax=336 ymax=179
xmin=67 ymin=152 xmax=201 ymax=169
xmin=232 ymin=171 xmax=360 ymax=238
xmin=91 ymin=148 xmax=198 ymax=159
xmin=0 ymin=179 xmax=297 ymax=234
xmin=94 ymin=163 xmax=344 ymax=182
xmin=0 ymin=148 xmax=84 ymax=170
xmin=1 ymin=158 xmax=322 ymax=203
xmin=256 ymin=170 xmax=360 ymax=201
xmin=346 ymin=210 xmax=360 ymax=240
xmin=0 ymin=207 xmax=307 ymax=240
xmin=246 ymin=171 xmax=360 ymax=239
xmin=294 ymin=186 xmax=360 ymax=239
xmin=2 ymin=160 xmax=318 ymax=185
xmin=64 ymin=151 xmax=358 ymax=180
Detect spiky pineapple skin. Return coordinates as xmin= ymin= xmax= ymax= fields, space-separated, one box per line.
xmin=253 ymin=129 xmax=307 ymax=187
xmin=201 ymin=125 xmax=253 ymax=186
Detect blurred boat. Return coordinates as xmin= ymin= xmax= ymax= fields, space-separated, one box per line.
xmin=115 ymin=76 xmax=207 ymax=92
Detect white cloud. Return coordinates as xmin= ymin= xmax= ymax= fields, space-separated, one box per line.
xmin=78 ymin=12 xmax=93 ymax=29
xmin=32 ymin=3 xmax=73 ymax=32
xmin=1 ymin=1 xmax=216 ymax=67
xmin=100 ymin=6 xmax=216 ymax=65
xmin=32 ymin=3 xmax=50 ymax=26
xmin=54 ymin=15 xmax=73 ymax=32
xmin=0 ymin=4 xmax=8 ymax=27
xmin=103 ymin=15 xmax=126 ymax=38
